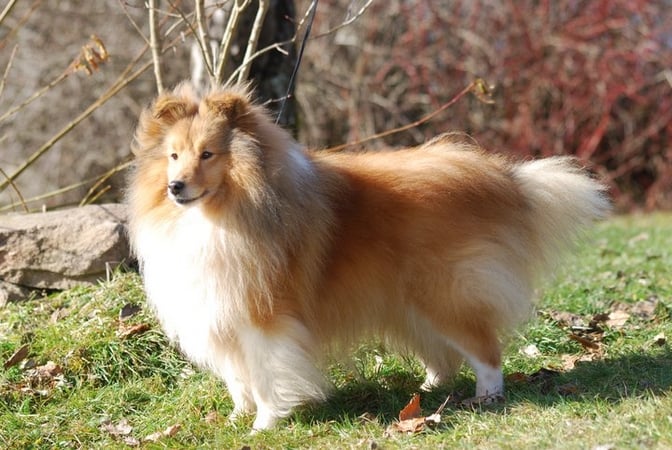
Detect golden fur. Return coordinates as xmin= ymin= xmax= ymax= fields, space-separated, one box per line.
xmin=127 ymin=83 xmax=610 ymax=430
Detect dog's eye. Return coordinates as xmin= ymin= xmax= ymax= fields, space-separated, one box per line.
xmin=170 ymin=153 xmax=178 ymax=160
xmin=201 ymin=151 xmax=213 ymax=160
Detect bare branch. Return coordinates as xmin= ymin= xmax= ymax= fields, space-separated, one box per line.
xmin=214 ymin=0 xmax=251 ymax=85
xmin=148 ymin=0 xmax=164 ymax=93
xmin=0 ymin=44 xmax=18 ymax=101
xmin=237 ymin=0 xmax=269 ymax=83
xmin=0 ymin=166 xmax=29 ymax=213
xmin=324 ymin=80 xmax=479 ymax=153
xmin=0 ymin=68 xmax=71 ymax=124
xmin=226 ymin=0 xmax=371 ymax=86
xmin=194 ymin=0 xmax=215 ymax=85
xmin=0 ymin=0 xmax=18 ymax=25
xmin=226 ymin=0 xmax=318 ymax=85
xmin=313 ymin=0 xmax=373 ymax=39
xmin=0 ymin=45 xmax=150 ymax=194
xmin=118 ymin=0 xmax=151 ymax=46
xmin=0 ymin=162 xmax=132 ymax=212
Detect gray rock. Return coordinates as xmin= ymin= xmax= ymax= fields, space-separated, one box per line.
xmin=0 ymin=204 xmax=130 ymax=298
xmin=0 ymin=280 xmax=33 ymax=306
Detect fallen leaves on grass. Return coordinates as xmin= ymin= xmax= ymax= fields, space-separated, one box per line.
xmin=22 ymin=361 xmax=67 ymax=394
xmin=116 ymin=322 xmax=151 ymax=339
xmin=604 ymin=310 xmax=630 ymax=328
xmin=398 ymin=393 xmax=422 ymax=421
xmin=520 ymin=343 xmax=541 ymax=358
xmin=100 ymin=418 xmax=141 ymax=447
xmin=3 ymin=344 xmax=29 ymax=369
xmin=652 ymin=332 xmax=666 ymax=346
xmin=384 ymin=394 xmax=444 ymax=435
xmin=144 ymin=423 xmax=181 ymax=443
xmin=568 ymin=333 xmax=602 ymax=352
xmin=506 ymin=368 xmax=572 ymax=395
xmin=119 ymin=303 xmax=141 ymax=321
xmin=100 ymin=418 xmax=133 ymax=436
xmin=204 ymin=410 xmax=224 ymax=424
xmin=560 ymin=352 xmax=601 ymax=371
xmin=100 ymin=419 xmax=181 ymax=446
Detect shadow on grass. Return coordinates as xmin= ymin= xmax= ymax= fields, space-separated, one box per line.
xmin=294 ymin=349 xmax=672 ymax=426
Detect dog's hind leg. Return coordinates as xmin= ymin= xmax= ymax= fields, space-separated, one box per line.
xmin=444 ymin=323 xmax=504 ymax=400
xmin=397 ymin=310 xmax=464 ymax=390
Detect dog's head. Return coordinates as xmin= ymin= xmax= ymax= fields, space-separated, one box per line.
xmin=132 ymin=83 xmax=268 ymax=211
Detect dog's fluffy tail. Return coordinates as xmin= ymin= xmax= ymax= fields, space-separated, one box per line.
xmin=513 ymin=157 xmax=611 ymax=278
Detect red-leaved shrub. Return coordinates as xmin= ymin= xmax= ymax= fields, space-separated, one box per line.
xmin=299 ymin=0 xmax=672 ymax=211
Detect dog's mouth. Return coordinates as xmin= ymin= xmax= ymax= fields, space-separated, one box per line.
xmin=170 ymin=191 xmax=208 ymax=206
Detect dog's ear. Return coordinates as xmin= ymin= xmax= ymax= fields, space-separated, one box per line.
xmin=202 ymin=91 xmax=253 ymax=130
xmin=152 ymin=95 xmax=197 ymax=125
xmin=133 ymin=89 xmax=198 ymax=157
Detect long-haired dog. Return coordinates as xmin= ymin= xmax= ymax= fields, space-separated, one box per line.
xmin=127 ymin=83 xmax=610 ymax=430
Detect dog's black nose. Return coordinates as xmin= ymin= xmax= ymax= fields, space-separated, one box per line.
xmin=168 ymin=180 xmax=185 ymax=195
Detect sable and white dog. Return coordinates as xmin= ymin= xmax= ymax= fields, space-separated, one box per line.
xmin=127 ymin=83 xmax=610 ymax=430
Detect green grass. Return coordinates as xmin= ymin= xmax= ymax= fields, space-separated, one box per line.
xmin=1 ymin=214 xmax=671 ymax=449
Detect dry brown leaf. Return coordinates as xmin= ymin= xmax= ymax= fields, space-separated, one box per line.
xmin=628 ymin=232 xmax=649 ymax=245
xmin=204 ymin=410 xmax=221 ymax=424
xmin=35 ymin=361 xmax=63 ymax=377
xmin=100 ymin=418 xmax=133 ymax=436
xmin=630 ymin=298 xmax=658 ymax=320
xmin=568 ymin=333 xmax=601 ymax=351
xmin=385 ymin=394 xmax=443 ymax=435
xmin=3 ymin=344 xmax=29 ymax=369
xmin=652 ymin=333 xmax=666 ymax=346
xmin=548 ymin=310 xmax=586 ymax=328
xmin=506 ymin=372 xmax=530 ymax=383
xmin=561 ymin=353 xmax=602 ymax=371
xmin=119 ymin=303 xmax=142 ymax=321
xmin=144 ymin=424 xmax=181 ymax=442
xmin=122 ymin=436 xmax=140 ymax=447
xmin=399 ymin=393 xmax=422 ymax=421
xmin=520 ymin=343 xmax=541 ymax=358
xmin=50 ymin=307 xmax=70 ymax=323
xmin=117 ymin=323 xmax=151 ymax=339
xmin=556 ymin=383 xmax=579 ymax=396
xmin=606 ymin=310 xmax=630 ymax=328
xmin=386 ymin=416 xmax=427 ymax=435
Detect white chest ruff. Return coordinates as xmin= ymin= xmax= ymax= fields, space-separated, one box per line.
xmin=134 ymin=209 xmax=246 ymax=367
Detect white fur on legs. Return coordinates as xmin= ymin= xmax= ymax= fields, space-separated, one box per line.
xmin=237 ymin=318 xmax=328 ymax=431
xmin=468 ymin=357 xmax=504 ymax=398
xmin=219 ymin=353 xmax=256 ymax=422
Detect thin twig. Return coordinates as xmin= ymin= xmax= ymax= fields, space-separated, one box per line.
xmin=0 ymin=0 xmax=18 ymax=25
xmin=0 ymin=0 xmax=41 ymax=51
xmin=0 ymin=48 xmax=151 ymax=194
xmin=148 ymin=0 xmax=165 ymax=93
xmin=0 ymin=167 xmax=29 ymax=212
xmin=276 ymin=0 xmax=318 ymax=124
xmin=81 ymin=185 xmax=111 ymax=206
xmin=237 ymin=0 xmax=269 ymax=83
xmin=118 ymin=0 xmax=151 ymax=46
xmin=324 ymin=80 xmax=480 ymax=152
xmin=312 ymin=0 xmax=373 ymax=39
xmin=0 ymin=69 xmax=71 ymax=124
xmin=0 ymin=161 xmax=132 ymax=213
xmin=79 ymin=160 xmax=131 ymax=206
xmin=0 ymin=44 xmax=18 ymax=100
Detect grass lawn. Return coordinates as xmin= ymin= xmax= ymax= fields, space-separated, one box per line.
xmin=1 ymin=214 xmax=671 ymax=449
